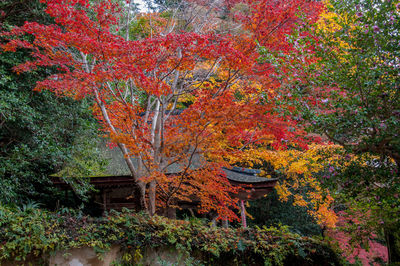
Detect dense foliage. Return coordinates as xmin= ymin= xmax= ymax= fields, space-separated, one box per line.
xmin=310 ymin=0 xmax=399 ymax=165
xmin=0 ymin=0 xmax=328 ymax=221
xmin=0 ymin=205 xmax=343 ymax=265
xmin=248 ymin=191 xmax=323 ymax=237
xmin=0 ymin=0 xmax=103 ymax=205
xmin=256 ymin=0 xmax=400 ymax=261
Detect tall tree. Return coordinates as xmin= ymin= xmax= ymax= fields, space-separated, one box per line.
xmin=1 ymin=0 xmax=323 ymax=220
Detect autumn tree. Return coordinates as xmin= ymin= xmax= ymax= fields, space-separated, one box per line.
xmin=262 ymin=0 xmax=400 ymax=261
xmin=1 ymin=0 xmax=325 ymax=221
xmin=211 ymin=0 xmax=340 ymax=227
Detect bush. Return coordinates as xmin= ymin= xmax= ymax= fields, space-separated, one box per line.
xmin=0 ymin=205 xmax=344 ymax=265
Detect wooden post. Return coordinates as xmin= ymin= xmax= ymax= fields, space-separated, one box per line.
xmin=211 ymin=217 xmax=217 ymax=227
xmin=102 ymin=189 xmax=107 ymax=214
xmin=222 ymin=218 xmax=229 ymax=228
xmin=240 ymin=200 xmax=247 ymax=228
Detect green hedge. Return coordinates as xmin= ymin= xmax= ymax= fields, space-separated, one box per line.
xmin=0 ymin=205 xmax=344 ymax=265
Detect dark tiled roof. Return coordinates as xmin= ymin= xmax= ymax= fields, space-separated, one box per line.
xmin=53 ymin=166 xmax=278 ymax=189
xmin=95 ymin=139 xmax=204 ymax=176
xmin=55 ymin=138 xmax=277 ymax=185
xmin=231 ymin=166 xmax=261 ymax=175
xmin=222 ymin=167 xmax=278 ymax=183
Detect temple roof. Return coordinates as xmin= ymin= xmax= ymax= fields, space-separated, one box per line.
xmin=222 ymin=167 xmax=277 ymax=183
xmin=55 ymin=139 xmax=278 ymax=185
xmin=53 ymin=167 xmax=278 ymax=189
xmin=99 ymin=143 xmax=204 ymax=176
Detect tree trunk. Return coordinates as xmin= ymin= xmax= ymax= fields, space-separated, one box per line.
xmin=148 ymin=180 xmax=156 ymax=216
xmin=385 ymin=227 xmax=400 ymax=264
xmin=222 ymin=218 xmax=229 ymax=228
xmin=240 ymin=200 xmax=247 ymax=228
xmin=166 ymin=206 xmax=176 ymax=219
xmin=137 ymin=181 xmax=148 ymax=212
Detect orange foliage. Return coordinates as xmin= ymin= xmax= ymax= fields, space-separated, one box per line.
xmin=1 ymin=0 xmax=325 ymax=221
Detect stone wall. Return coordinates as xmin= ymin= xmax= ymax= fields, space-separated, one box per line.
xmin=2 ymin=246 xmax=187 ymax=266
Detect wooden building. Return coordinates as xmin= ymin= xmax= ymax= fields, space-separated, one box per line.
xmin=52 ymin=142 xmax=278 ymax=227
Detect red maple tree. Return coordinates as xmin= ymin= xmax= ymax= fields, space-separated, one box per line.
xmin=1 ymin=0 xmax=322 ymax=220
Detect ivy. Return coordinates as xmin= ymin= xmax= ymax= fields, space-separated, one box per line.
xmin=0 ymin=205 xmax=344 ymax=265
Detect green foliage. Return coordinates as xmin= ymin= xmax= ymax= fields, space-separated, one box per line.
xmin=0 ymin=0 xmax=103 ymax=206
xmin=0 ymin=206 xmax=64 ymax=261
xmin=129 ymin=17 xmax=149 ymax=39
xmin=258 ymin=0 xmax=400 ymax=261
xmin=0 ymin=0 xmax=50 ymax=27
xmin=268 ymin=0 xmax=400 ymax=165
xmin=0 ymin=48 xmax=102 ymax=205
xmin=322 ymin=153 xmax=400 ymax=227
xmin=248 ymin=190 xmax=323 ymax=237
xmin=311 ymin=0 xmax=400 ymax=165
xmin=320 ymin=152 xmax=400 ymax=261
xmin=0 ymin=206 xmax=344 ymax=265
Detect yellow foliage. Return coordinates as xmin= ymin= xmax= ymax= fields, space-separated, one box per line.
xmin=316 ymin=1 xmax=342 ymax=33
xmin=316 ymin=0 xmax=358 ymax=62
xmin=231 ymin=144 xmax=342 ymax=228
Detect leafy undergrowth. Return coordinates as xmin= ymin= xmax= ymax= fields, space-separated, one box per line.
xmin=0 ymin=205 xmax=344 ymax=265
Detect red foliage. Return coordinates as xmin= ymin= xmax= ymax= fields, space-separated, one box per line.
xmin=1 ymin=0 xmax=322 ymax=219
xmin=327 ymin=211 xmax=388 ymax=265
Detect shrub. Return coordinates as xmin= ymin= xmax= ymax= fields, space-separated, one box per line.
xmin=0 ymin=205 xmax=344 ymax=265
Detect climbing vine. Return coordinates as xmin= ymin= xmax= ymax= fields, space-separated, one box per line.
xmin=0 ymin=206 xmax=344 ymax=265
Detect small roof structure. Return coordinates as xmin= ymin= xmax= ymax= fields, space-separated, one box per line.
xmin=55 ymin=139 xmax=277 ymax=185
xmin=222 ymin=167 xmax=278 ymax=200
xmin=223 ymin=167 xmax=267 ymax=183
